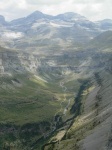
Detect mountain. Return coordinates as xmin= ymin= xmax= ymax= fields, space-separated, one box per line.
xmin=9 ymin=11 xmax=98 ymax=32
xmin=55 ymin=12 xmax=86 ymax=21
xmin=10 ymin=11 xmax=53 ymax=26
xmin=97 ymin=19 xmax=112 ymax=30
xmin=56 ymin=12 xmax=96 ymax=29
xmin=0 ymin=15 xmax=7 ymax=25
xmin=0 ymin=11 xmax=102 ymax=51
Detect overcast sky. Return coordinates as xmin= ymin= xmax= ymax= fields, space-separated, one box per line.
xmin=0 ymin=0 xmax=112 ymax=21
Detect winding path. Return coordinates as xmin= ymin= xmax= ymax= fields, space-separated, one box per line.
xmin=43 ymin=69 xmax=74 ymax=138
xmin=49 ymin=74 xmax=74 ymax=134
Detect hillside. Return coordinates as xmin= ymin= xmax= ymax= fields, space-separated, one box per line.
xmin=87 ymin=31 xmax=112 ymax=50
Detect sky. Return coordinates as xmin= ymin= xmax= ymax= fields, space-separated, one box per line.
xmin=0 ymin=0 xmax=112 ymax=21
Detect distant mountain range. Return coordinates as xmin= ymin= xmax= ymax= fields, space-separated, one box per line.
xmin=0 ymin=11 xmax=112 ymax=50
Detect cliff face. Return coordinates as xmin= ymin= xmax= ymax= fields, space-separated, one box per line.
xmin=80 ymin=71 xmax=112 ymax=150
xmin=0 ymin=50 xmax=40 ymax=75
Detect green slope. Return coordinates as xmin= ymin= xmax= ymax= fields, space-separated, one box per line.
xmin=87 ymin=30 xmax=112 ymax=50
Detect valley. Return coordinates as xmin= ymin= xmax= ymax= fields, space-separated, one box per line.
xmin=0 ymin=11 xmax=112 ymax=150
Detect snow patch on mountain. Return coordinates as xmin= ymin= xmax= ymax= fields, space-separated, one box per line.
xmin=3 ymin=31 xmax=24 ymax=39
xmin=32 ymin=21 xmax=47 ymax=29
xmin=31 ymin=20 xmax=74 ymax=29
xmin=50 ymin=22 xmax=74 ymax=28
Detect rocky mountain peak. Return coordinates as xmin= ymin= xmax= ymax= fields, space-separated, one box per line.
xmin=55 ymin=12 xmax=86 ymax=21
xmin=27 ymin=10 xmax=44 ymax=18
xmin=26 ymin=10 xmax=53 ymax=21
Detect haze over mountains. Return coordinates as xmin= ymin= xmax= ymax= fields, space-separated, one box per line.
xmin=0 ymin=11 xmax=112 ymax=150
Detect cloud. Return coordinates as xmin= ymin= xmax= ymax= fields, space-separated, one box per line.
xmin=27 ymin=0 xmax=64 ymax=5
xmin=0 ymin=0 xmax=112 ymax=21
